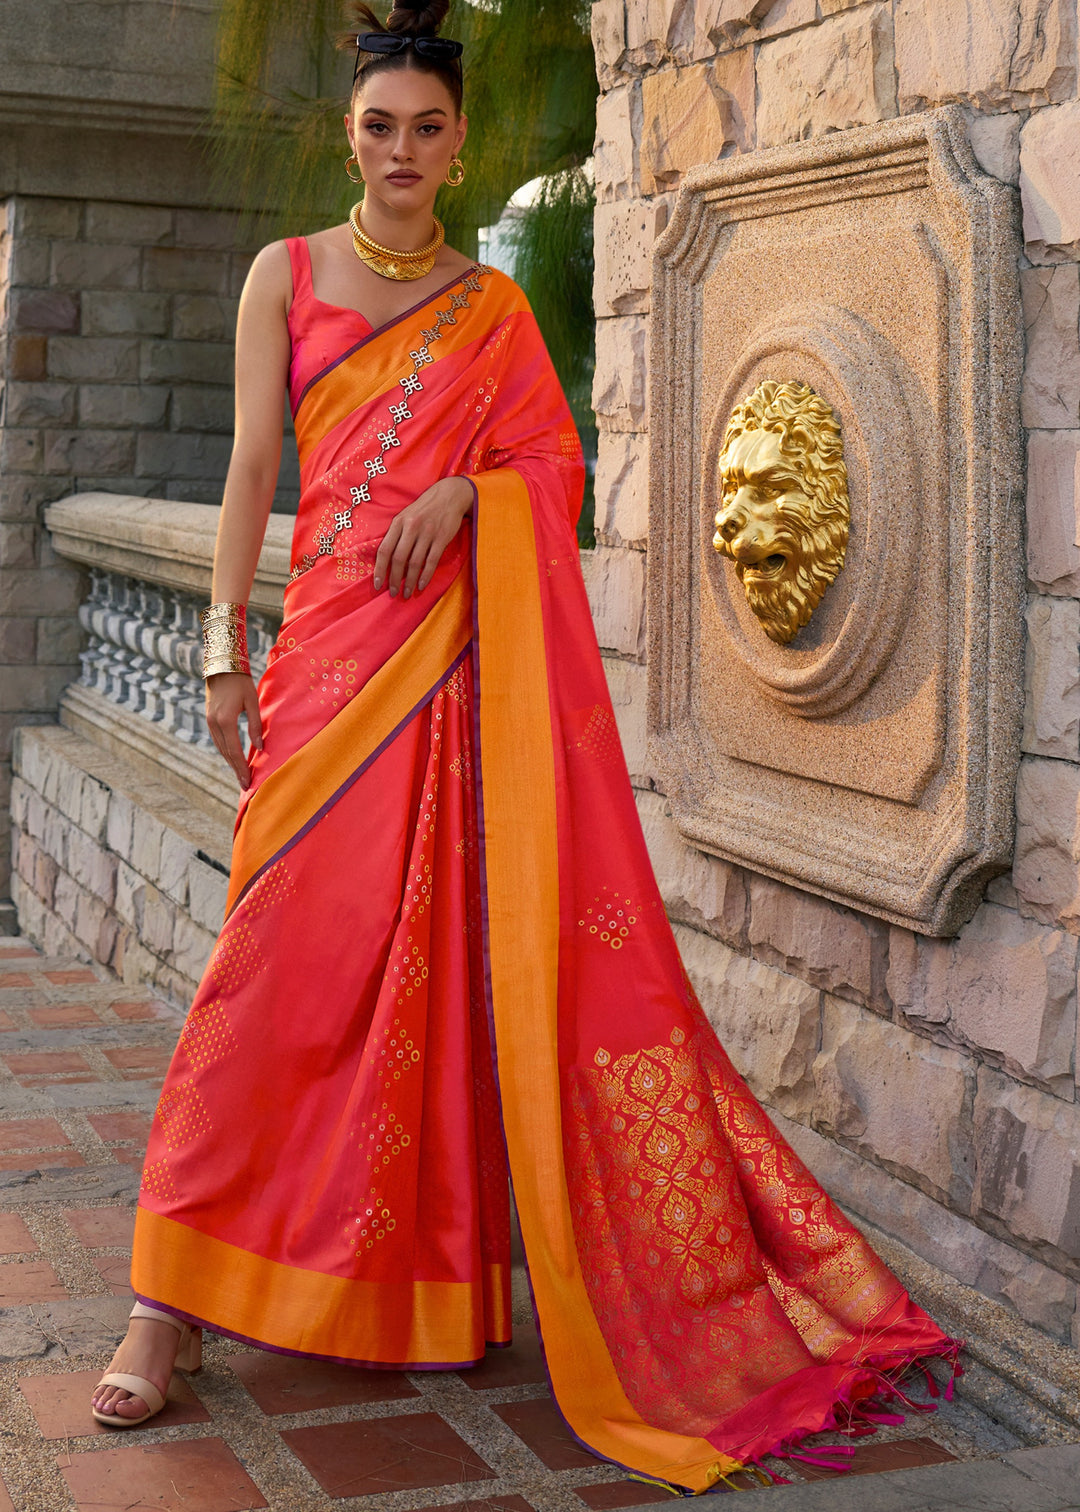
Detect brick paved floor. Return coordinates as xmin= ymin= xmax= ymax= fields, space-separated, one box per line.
xmin=0 ymin=939 xmax=1015 ymax=1511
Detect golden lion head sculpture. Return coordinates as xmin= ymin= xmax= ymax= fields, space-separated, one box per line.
xmin=712 ymin=380 xmax=850 ymax=646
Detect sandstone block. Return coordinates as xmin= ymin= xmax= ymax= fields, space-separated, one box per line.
xmin=812 ymin=998 xmax=975 ymax=1206
xmin=85 ymin=202 xmax=173 ymax=245
xmin=143 ymin=247 xmax=230 ymax=295
xmin=157 ymin=829 xmax=192 ymax=907
xmin=887 ymin=924 xmax=956 ymax=1026
xmin=170 ymin=387 xmax=234 ymax=433
xmin=748 ymin=874 xmax=882 ymax=1006
xmin=4 ymin=382 xmax=77 ymax=427
xmin=0 ymin=617 xmax=35 ymax=663
xmin=640 ymin=52 xmax=754 ymax=193
xmin=592 ymin=315 xmax=649 ymax=432
xmin=594 ymin=431 xmax=650 ymax=545
xmin=53 ymin=869 xmax=78 ymax=933
xmin=187 ymin=855 xmax=228 ymax=934
xmin=640 ymin=791 xmax=748 ymax=946
xmin=580 ymin=544 xmax=646 ymax=657
xmin=896 ymin=0 xmax=1078 ymax=110
xmin=592 ymin=1 xmax=627 ymax=88
xmin=11 ymin=289 xmax=79 ymax=334
xmin=674 ymin=921 xmax=819 ymax=1120
xmin=0 ymin=429 xmax=42 ymax=473
xmin=1021 ymin=266 xmax=1080 ymax=430
xmin=171 ymin=295 xmax=239 ymax=342
xmin=174 ymin=209 xmax=244 ymax=250
xmin=1014 ymin=756 xmax=1080 ymax=933
xmin=114 ymin=860 xmax=145 ymax=931
xmin=140 ymin=341 xmax=230 ymax=386
xmin=1026 ymin=430 xmax=1080 ymax=596
xmin=140 ymin=884 xmax=175 ymax=958
xmin=1024 ymin=595 xmax=1080 ymax=759
xmin=17 ymin=198 xmax=80 ymax=239
xmin=130 ymin=811 xmax=164 ymax=880
xmin=43 ymin=430 xmax=135 ymax=477
xmin=625 ymin=0 xmax=687 ymax=65
xmin=0 ymin=663 xmax=74 ymax=713
xmin=757 ymin=4 xmax=895 ymax=150
xmin=105 ymin=790 xmax=134 ymax=864
xmin=135 ymin=432 xmax=232 ymax=481
xmin=79 ymin=773 xmax=110 ymax=844
xmin=63 ymin=827 xmax=117 ymax=909
xmin=78 ymin=384 xmax=170 ymax=430
xmin=47 ymin=336 xmax=139 ymax=383
xmin=969 ymin=110 xmax=1022 ymax=185
xmin=9 ymin=335 xmax=48 ymax=382
xmin=228 ymin=254 xmax=257 ymax=299
xmin=974 ymin=1066 xmax=1080 ymax=1259
xmin=594 ymin=84 xmax=638 ymax=199
xmin=1020 ymin=101 xmax=1080 ymax=263
xmin=9 ymin=236 xmax=50 ymax=286
xmin=602 ymin=654 xmax=649 ymax=781
xmin=82 ymin=291 xmax=169 ymax=338
xmin=594 ymin=200 xmax=662 ymax=318
xmin=73 ymin=889 xmax=109 ymax=957
xmin=697 ymin=0 xmax=817 ymax=53
xmin=0 ymin=566 xmax=82 ymax=616
xmin=0 ymin=524 xmax=37 ymax=570
xmin=171 ymin=912 xmax=215 ymax=982
xmin=51 ymin=241 xmax=141 ymax=290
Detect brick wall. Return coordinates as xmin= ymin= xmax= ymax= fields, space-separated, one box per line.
xmin=0 ymin=194 xmax=300 ymax=923
xmin=588 ymin=0 xmax=1080 ymax=1347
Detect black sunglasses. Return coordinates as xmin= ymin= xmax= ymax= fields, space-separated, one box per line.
xmin=353 ymin=32 xmax=464 ymax=84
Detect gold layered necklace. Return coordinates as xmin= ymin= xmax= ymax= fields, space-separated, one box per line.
xmin=349 ymin=202 xmax=445 ymax=282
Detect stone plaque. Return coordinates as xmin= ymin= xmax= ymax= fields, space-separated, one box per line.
xmin=648 ymin=109 xmax=1024 ymax=936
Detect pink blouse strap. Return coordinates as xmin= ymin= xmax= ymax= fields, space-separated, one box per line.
xmin=285 ymin=236 xmax=314 ymax=309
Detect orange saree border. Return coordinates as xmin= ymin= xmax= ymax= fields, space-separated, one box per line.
xmin=133 ymin=1209 xmax=502 ymax=1367
xmin=226 ymin=565 xmax=472 ymax=915
xmin=474 ymin=470 xmax=738 ymax=1492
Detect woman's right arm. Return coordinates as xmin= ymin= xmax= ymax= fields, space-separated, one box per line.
xmin=205 ymin=241 xmax=293 ymax=790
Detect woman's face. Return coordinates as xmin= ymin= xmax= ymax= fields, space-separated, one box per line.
xmin=345 ymin=65 xmax=467 ymax=212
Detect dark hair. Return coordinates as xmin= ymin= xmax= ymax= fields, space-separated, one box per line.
xmin=337 ymin=2 xmax=463 ymax=114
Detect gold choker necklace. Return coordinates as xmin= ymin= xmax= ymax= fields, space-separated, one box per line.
xmin=349 ymin=202 xmax=445 ymax=281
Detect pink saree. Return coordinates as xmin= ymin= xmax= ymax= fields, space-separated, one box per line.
xmin=132 ymin=245 xmax=957 ymax=1490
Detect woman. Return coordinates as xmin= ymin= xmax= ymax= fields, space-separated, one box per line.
xmin=91 ymin=0 xmax=957 ymax=1488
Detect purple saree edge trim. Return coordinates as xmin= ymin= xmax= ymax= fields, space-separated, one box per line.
xmin=131 ymin=1292 xmax=488 ymax=1373
xmin=294 ymin=262 xmax=483 ymax=411
xmin=228 ymin=639 xmax=472 ymax=919
xmin=467 ymin=477 xmax=698 ymax=1497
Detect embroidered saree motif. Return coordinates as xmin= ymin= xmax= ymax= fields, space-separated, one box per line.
xmin=132 ymin=262 xmax=956 ymax=1491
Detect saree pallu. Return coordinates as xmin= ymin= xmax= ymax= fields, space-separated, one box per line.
xmin=133 ymin=260 xmax=956 ymax=1490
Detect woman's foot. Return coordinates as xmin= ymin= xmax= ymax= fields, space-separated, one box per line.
xmin=90 ymin=1315 xmax=183 ymax=1420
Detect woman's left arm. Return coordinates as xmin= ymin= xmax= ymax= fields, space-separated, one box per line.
xmin=372 ymin=475 xmax=474 ymax=599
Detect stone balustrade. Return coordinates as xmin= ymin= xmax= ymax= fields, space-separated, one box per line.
xmin=10 ymin=493 xmax=292 ymax=1004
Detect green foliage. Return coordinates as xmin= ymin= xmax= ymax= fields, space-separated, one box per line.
xmin=210 ymin=0 xmax=598 ymax=540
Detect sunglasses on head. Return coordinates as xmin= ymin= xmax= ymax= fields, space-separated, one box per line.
xmin=353 ymin=32 xmax=464 ymax=84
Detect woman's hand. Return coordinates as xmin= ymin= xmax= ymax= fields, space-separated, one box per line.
xmin=206 ymin=672 xmax=264 ymax=790
xmin=373 ymin=476 xmax=474 ymax=599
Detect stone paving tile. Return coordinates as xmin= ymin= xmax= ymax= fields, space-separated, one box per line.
xmin=58 ymin=1437 xmax=269 ymax=1511
xmin=793 ymin=1434 xmax=956 ymax=1482
xmin=282 ymin=1412 xmax=499 ymax=1497
xmin=0 ymin=934 xmax=1062 ymax=1512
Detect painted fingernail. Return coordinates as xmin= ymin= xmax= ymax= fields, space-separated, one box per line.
xmin=373 ymin=577 xmax=382 ymax=589
xmin=389 ymin=587 xmax=397 ymax=598
xmin=403 ymin=587 xmax=412 ymax=600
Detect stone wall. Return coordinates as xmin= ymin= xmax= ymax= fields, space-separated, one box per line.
xmin=588 ymin=0 xmax=1080 ymax=1347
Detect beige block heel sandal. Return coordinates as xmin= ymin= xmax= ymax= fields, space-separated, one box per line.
xmin=91 ymin=1302 xmax=203 ymax=1428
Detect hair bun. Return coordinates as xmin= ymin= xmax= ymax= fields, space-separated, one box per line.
xmin=386 ymin=0 xmax=449 ymax=35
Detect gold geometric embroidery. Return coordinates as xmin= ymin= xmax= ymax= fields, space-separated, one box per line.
xmin=243 ymin=861 xmax=297 ymax=919
xmin=179 ymin=998 xmax=238 ymax=1072
xmin=208 ymin=920 xmax=261 ymax=994
xmin=156 ymin=1081 xmax=211 ymax=1150
xmin=570 ymin=704 xmax=621 ymax=764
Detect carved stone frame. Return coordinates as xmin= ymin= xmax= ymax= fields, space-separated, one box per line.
xmin=647 ymin=109 xmax=1024 ymax=936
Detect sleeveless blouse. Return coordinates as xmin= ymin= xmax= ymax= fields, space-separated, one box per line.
xmin=285 ymin=237 xmax=371 ymax=414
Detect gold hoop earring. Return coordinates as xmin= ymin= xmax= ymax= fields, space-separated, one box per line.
xmin=345 ymin=155 xmax=364 ymax=184
xmin=445 ymin=157 xmax=465 ymax=187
